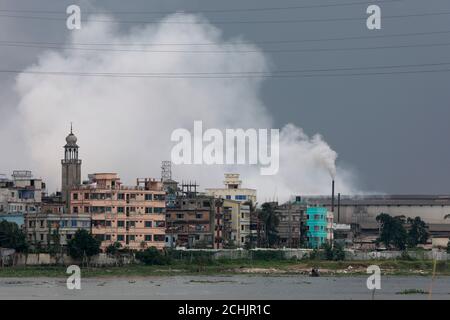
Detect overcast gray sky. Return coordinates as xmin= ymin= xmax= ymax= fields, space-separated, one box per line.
xmin=0 ymin=0 xmax=449 ymax=195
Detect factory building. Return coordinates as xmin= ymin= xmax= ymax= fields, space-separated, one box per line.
xmin=304 ymin=195 xmax=450 ymax=240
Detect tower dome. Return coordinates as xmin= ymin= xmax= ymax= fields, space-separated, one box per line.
xmin=65 ymin=124 xmax=78 ymax=146
xmin=66 ymin=133 xmax=77 ymax=145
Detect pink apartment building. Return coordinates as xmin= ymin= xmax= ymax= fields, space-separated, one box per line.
xmin=69 ymin=173 xmax=166 ymax=251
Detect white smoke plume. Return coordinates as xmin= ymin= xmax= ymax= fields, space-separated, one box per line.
xmin=3 ymin=13 xmax=358 ymax=202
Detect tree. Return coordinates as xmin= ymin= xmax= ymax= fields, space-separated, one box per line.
xmin=321 ymin=242 xmax=345 ymax=261
xmin=105 ymin=242 xmax=122 ymax=256
xmin=0 ymin=220 xmax=28 ymax=252
xmin=259 ymin=202 xmax=279 ymax=247
xmin=376 ymin=213 xmax=407 ymax=250
xmin=135 ymin=247 xmax=170 ymax=265
xmin=407 ymin=217 xmax=429 ymax=247
xmin=447 ymin=239 xmax=450 ymax=254
xmin=67 ymin=229 xmax=100 ymax=260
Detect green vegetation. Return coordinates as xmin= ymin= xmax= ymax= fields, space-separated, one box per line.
xmin=105 ymin=242 xmax=122 ymax=256
xmin=259 ymin=202 xmax=279 ymax=247
xmin=376 ymin=214 xmax=429 ymax=250
xmin=407 ymin=217 xmax=429 ymax=247
xmin=0 ymin=220 xmax=28 ymax=252
xmin=135 ymin=247 xmax=171 ymax=265
xmin=321 ymin=243 xmax=345 ymax=261
xmin=396 ymin=289 xmax=428 ymax=295
xmin=67 ymin=229 xmax=100 ymax=260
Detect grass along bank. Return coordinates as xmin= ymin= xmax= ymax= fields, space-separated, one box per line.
xmin=1 ymin=259 xmax=449 ymax=278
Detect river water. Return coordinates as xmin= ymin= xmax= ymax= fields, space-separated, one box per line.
xmin=1 ymin=275 xmax=449 ymax=300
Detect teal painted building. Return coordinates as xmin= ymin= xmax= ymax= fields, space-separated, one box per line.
xmin=306 ymin=207 xmax=329 ymax=248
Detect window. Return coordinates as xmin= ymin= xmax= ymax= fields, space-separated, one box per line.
xmin=129 ymin=235 xmax=136 ymax=241
xmin=155 ymin=221 xmax=165 ymax=228
xmin=73 ymin=193 xmax=78 ymax=200
xmin=66 ymin=234 xmax=72 ymax=240
xmin=130 ymin=207 xmax=136 ymax=212
xmin=130 ymin=194 xmax=136 ymax=200
xmin=105 ymin=235 xmax=111 ymax=241
xmin=84 ymin=206 xmax=89 ymax=213
xmin=154 ymin=207 xmax=164 ymax=213
xmin=117 ymin=220 xmax=125 ymax=228
xmin=40 ymin=220 xmax=44 ymax=228
xmin=71 ymin=220 xmax=77 ymax=227
xmin=117 ymin=207 xmax=124 ymax=213
xmin=235 ymin=195 xmax=247 ymax=200
xmin=117 ymin=193 xmax=125 ymax=200
xmin=145 ymin=207 xmax=153 ymax=214
xmin=145 ymin=194 xmax=153 ymax=201
xmin=145 ymin=221 xmax=152 ymax=228
xmin=117 ymin=235 xmax=124 ymax=241
xmin=225 ymin=195 xmax=231 ymax=199
xmin=105 ymin=220 xmax=112 ymax=227
xmin=154 ymin=235 xmax=165 ymax=242
xmin=40 ymin=234 xmax=44 ymax=241
xmin=176 ymin=214 xmax=184 ymax=219
xmin=73 ymin=207 xmax=78 ymax=214
xmin=196 ymin=213 xmax=203 ymax=219
xmin=144 ymin=235 xmax=152 ymax=241
xmin=84 ymin=193 xmax=89 ymax=199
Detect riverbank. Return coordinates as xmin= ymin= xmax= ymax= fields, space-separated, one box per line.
xmin=1 ymin=259 xmax=449 ymax=278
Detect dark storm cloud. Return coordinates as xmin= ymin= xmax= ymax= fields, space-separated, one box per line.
xmin=0 ymin=0 xmax=449 ymax=194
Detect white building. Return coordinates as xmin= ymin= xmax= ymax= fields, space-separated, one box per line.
xmin=205 ymin=173 xmax=256 ymax=204
xmin=0 ymin=171 xmax=45 ymax=227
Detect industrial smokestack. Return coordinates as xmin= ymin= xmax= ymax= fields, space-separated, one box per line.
xmin=337 ymin=193 xmax=341 ymax=223
xmin=331 ymin=180 xmax=335 ymax=213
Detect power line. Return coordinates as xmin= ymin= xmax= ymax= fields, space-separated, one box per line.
xmin=1 ymin=61 xmax=450 ymax=78
xmin=0 ymin=1 xmax=402 ymax=15
xmin=1 ymin=10 xmax=450 ymax=25
xmin=2 ymin=29 xmax=450 ymax=47
xmin=1 ymin=40 xmax=450 ymax=53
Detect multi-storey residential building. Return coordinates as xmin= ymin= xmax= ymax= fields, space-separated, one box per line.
xmin=205 ymin=173 xmax=257 ymax=204
xmin=25 ymin=193 xmax=90 ymax=246
xmin=275 ymin=198 xmax=307 ymax=248
xmin=166 ymin=195 xmax=215 ymax=248
xmin=306 ymin=207 xmax=334 ymax=248
xmin=69 ymin=173 xmax=166 ymax=251
xmin=25 ymin=212 xmax=91 ymax=246
xmin=239 ymin=204 xmax=252 ymax=246
xmin=0 ymin=171 xmax=45 ymax=228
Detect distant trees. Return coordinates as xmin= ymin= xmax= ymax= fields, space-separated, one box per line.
xmin=447 ymin=240 xmax=450 ymax=254
xmin=135 ymin=247 xmax=170 ymax=265
xmin=376 ymin=214 xmax=429 ymax=250
xmin=259 ymin=202 xmax=279 ymax=247
xmin=376 ymin=213 xmax=407 ymax=250
xmin=321 ymin=242 xmax=345 ymax=261
xmin=105 ymin=241 xmax=122 ymax=256
xmin=0 ymin=220 xmax=28 ymax=252
xmin=407 ymin=217 xmax=429 ymax=247
xmin=67 ymin=229 xmax=100 ymax=261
